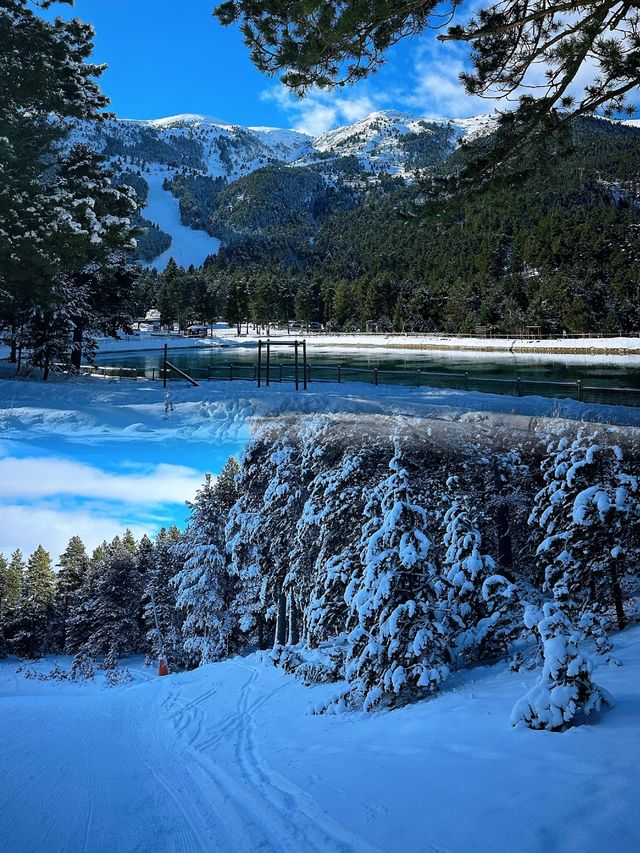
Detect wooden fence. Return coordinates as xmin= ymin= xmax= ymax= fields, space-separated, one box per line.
xmin=82 ymin=360 xmax=640 ymax=408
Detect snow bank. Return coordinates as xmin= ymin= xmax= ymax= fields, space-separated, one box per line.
xmin=212 ymin=330 xmax=640 ymax=358
xmin=1 ymin=373 xmax=639 ymax=443
xmin=0 ymin=627 xmax=638 ymax=852
xmin=94 ymin=333 xmax=233 ymax=354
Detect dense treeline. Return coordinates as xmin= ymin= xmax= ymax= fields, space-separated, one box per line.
xmin=2 ymin=419 xmax=638 ymax=730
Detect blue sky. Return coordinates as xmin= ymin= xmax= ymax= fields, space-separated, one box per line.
xmin=43 ymin=0 xmax=488 ymax=134
xmin=0 ymin=435 xmax=244 ymax=561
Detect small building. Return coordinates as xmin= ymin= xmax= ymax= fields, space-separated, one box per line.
xmin=186 ymin=324 xmax=209 ymax=338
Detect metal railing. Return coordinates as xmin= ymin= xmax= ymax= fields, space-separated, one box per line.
xmin=81 ymin=360 xmax=640 ymax=407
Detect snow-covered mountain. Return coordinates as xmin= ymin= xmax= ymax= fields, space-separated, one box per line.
xmin=74 ymin=108 xmax=493 ymax=181
xmin=69 ymin=109 xmax=495 ymax=268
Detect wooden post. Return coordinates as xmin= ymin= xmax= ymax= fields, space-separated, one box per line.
xmin=266 ymin=339 xmax=271 ymax=387
xmin=303 ymin=339 xmax=307 ymax=390
xmin=294 ymin=340 xmax=299 ymax=391
xmin=163 ymin=343 xmax=168 ymax=389
xmin=257 ymin=339 xmax=262 ymax=388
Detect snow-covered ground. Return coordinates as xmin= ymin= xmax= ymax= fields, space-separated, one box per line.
xmin=1 ymin=626 xmax=638 ymax=852
xmin=213 ymin=330 xmax=640 ymax=357
xmin=1 ymin=372 xmax=640 ymax=434
xmin=141 ymin=169 xmax=221 ymax=270
xmin=94 ymin=332 xmax=235 ymax=354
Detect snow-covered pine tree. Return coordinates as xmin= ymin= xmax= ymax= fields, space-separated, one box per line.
xmin=0 ymin=1 xmax=108 ymax=360
xmin=529 ymin=433 xmax=639 ymax=632
xmin=340 ymin=443 xmax=450 ymax=710
xmin=173 ymin=473 xmax=238 ymax=666
xmin=260 ymin=438 xmax=305 ymax=649
xmin=142 ymin=527 xmax=185 ymax=668
xmin=64 ymin=544 xmax=106 ymax=655
xmin=45 ymin=143 xmax=137 ymax=372
xmin=281 ymin=417 xmax=333 ymax=649
xmin=442 ymin=485 xmax=519 ymax=663
xmin=511 ymin=601 xmax=613 ymax=731
xmin=226 ymin=433 xmax=304 ymax=652
xmin=79 ymin=536 xmax=142 ymax=663
xmin=11 ymin=545 xmax=56 ymax=658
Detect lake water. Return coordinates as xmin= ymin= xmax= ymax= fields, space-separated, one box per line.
xmin=93 ymin=343 xmax=640 ymax=405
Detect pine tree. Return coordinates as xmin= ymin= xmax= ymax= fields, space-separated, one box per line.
xmin=0 ymin=549 xmax=25 ymax=654
xmin=340 ymin=444 xmax=449 ymax=710
xmin=529 ymin=433 xmax=639 ymax=633
xmin=0 ymin=1 xmax=111 ymax=367
xmin=511 ymin=602 xmax=613 ymax=731
xmin=53 ymin=536 xmax=89 ymax=650
xmin=443 ymin=491 xmax=519 ymax=663
xmin=12 ymin=545 xmax=55 ymax=657
xmin=302 ymin=450 xmax=367 ymax=646
xmin=173 ymin=474 xmax=238 ymax=665
xmin=79 ymin=537 xmax=142 ymax=663
xmin=142 ymin=528 xmax=185 ymax=668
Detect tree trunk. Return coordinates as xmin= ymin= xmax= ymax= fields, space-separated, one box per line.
xmin=275 ymin=590 xmax=287 ymax=646
xmin=71 ymin=325 xmax=83 ymax=370
xmin=496 ymin=503 xmax=513 ymax=569
xmin=492 ymin=462 xmax=513 ymax=569
xmin=257 ymin=613 xmax=265 ymax=650
xmin=287 ymin=594 xmax=299 ymax=646
xmin=609 ymin=559 xmax=626 ymax=630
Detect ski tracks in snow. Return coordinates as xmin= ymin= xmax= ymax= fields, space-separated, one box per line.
xmin=161 ymin=663 xmax=379 ymax=853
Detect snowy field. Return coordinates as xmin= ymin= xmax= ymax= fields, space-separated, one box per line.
xmin=1 ymin=626 xmax=638 ymax=853
xmin=1 ymin=371 xmax=640 ymax=435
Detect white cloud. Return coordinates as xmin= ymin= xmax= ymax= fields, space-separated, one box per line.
xmin=399 ymin=35 xmax=491 ymax=119
xmin=0 ymin=503 xmax=157 ymax=562
xmin=263 ymin=85 xmax=382 ymax=136
xmin=0 ymin=457 xmax=204 ymax=504
xmin=0 ymin=454 xmax=205 ymax=560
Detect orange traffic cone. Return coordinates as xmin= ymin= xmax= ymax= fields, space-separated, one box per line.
xmin=158 ymin=656 xmax=170 ymax=677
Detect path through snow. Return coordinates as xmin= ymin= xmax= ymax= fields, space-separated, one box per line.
xmin=1 ymin=627 xmax=639 ymax=852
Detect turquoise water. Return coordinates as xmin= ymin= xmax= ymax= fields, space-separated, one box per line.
xmin=95 ymin=344 xmax=640 ymax=386
xmin=93 ymin=344 xmax=640 ymax=406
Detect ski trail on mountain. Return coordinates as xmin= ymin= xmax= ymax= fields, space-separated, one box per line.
xmin=141 ymin=170 xmax=221 ymax=271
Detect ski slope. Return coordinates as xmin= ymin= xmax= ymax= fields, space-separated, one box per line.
xmin=142 ymin=170 xmax=221 ymax=271
xmin=0 ymin=627 xmax=639 ymax=852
